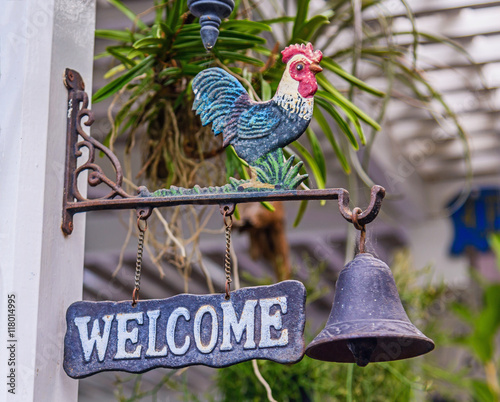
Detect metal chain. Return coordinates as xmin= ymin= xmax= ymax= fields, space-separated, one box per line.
xmin=223 ymin=211 xmax=233 ymax=300
xmin=132 ymin=217 xmax=147 ymax=306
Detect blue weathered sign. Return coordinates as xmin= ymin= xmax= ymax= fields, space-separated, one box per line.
xmin=449 ymin=188 xmax=500 ymax=255
xmin=64 ymin=281 xmax=306 ymax=378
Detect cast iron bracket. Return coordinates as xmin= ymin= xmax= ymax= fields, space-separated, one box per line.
xmin=62 ymin=69 xmax=385 ymax=235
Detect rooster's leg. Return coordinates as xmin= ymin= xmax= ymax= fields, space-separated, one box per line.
xmin=239 ymin=167 xmax=275 ymax=189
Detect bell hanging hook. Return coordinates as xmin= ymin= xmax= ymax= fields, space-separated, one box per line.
xmin=338 ymin=185 xmax=386 ymax=227
xmin=351 ymin=207 xmax=367 ymax=254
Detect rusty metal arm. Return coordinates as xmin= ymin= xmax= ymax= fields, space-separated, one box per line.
xmin=62 ymin=69 xmax=385 ymax=235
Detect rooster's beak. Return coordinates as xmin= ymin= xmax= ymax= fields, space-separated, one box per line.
xmin=309 ymin=63 xmax=323 ymax=73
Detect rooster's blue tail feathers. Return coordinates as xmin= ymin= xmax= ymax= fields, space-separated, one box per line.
xmin=192 ymin=68 xmax=246 ymax=135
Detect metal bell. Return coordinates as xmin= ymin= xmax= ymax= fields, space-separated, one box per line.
xmin=187 ymin=0 xmax=235 ymax=50
xmin=305 ymin=253 xmax=434 ymax=367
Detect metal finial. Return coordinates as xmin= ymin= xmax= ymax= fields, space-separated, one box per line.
xmin=187 ymin=0 xmax=235 ymax=50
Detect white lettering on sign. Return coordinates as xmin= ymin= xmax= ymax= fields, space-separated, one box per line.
xmin=194 ymin=305 xmax=218 ymax=354
xmin=146 ymin=310 xmax=167 ymax=357
xmin=220 ymin=299 xmax=257 ymax=351
xmin=115 ymin=312 xmax=143 ymax=359
xmin=167 ymin=307 xmax=190 ymax=355
xmin=259 ymin=297 xmax=288 ymax=348
xmin=73 ymin=298 xmax=290 ymax=360
xmin=74 ymin=315 xmax=114 ymax=362
xmin=63 ymin=281 xmax=306 ymax=378
xmin=65 ymin=281 xmax=306 ymax=378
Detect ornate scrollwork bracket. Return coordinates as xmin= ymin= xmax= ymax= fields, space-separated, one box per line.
xmin=62 ymin=69 xmax=134 ymax=234
xmin=61 ymin=69 xmax=385 ymax=235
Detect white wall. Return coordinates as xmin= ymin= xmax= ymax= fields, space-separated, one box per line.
xmin=0 ymin=1 xmax=96 ymax=400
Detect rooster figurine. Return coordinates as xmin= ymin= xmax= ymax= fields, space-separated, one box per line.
xmin=192 ymin=43 xmax=322 ymax=187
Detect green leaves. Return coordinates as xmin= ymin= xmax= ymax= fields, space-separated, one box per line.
xmin=317 ymin=75 xmax=381 ymax=131
xmin=108 ymin=0 xmax=147 ymax=30
xmin=133 ymin=37 xmax=165 ymax=49
xmin=93 ymin=56 xmax=155 ymax=103
xmin=292 ymin=0 xmax=311 ymax=40
xmin=166 ymin=0 xmax=185 ymax=30
xmin=252 ymin=149 xmax=308 ymax=190
xmin=321 ymin=57 xmax=385 ymax=97
xmin=471 ymin=380 xmax=497 ymax=402
xmin=489 ymin=233 xmax=500 ymax=268
xmin=95 ymin=29 xmax=138 ymax=42
xmin=221 ymin=20 xmax=272 ymax=33
xmin=95 ymin=1 xmax=273 ymax=104
xmin=466 ymin=284 xmax=500 ymax=363
xmin=313 ymin=103 xmax=350 ymax=173
xmin=289 ymin=140 xmax=325 ymax=190
xmin=295 ymin=14 xmax=331 ymax=42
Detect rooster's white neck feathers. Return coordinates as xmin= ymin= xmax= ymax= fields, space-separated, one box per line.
xmin=274 ymin=55 xmax=314 ymax=120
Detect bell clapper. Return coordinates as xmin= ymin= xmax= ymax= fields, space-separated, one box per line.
xmin=347 ymin=338 xmax=378 ymax=367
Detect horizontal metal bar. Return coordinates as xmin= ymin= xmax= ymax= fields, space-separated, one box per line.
xmin=64 ymin=185 xmax=385 ymax=230
xmin=65 ymin=188 xmax=346 ymax=213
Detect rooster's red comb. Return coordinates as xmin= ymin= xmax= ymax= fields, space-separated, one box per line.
xmin=281 ymin=43 xmax=323 ymax=64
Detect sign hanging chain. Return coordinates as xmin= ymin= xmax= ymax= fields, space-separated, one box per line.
xmin=223 ymin=209 xmax=233 ymax=300
xmin=132 ymin=216 xmax=148 ymax=306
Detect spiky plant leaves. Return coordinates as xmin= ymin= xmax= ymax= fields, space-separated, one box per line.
xmin=251 ymin=149 xmax=308 ymax=190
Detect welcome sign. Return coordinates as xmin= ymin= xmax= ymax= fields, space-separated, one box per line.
xmin=64 ymin=281 xmax=306 ymax=378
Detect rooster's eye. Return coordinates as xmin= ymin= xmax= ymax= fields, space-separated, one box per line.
xmin=296 ymin=63 xmax=304 ymax=71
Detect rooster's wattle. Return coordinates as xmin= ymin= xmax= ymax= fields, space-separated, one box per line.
xmin=192 ymin=43 xmax=323 ymax=163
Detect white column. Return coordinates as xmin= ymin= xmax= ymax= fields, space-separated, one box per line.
xmin=0 ymin=1 xmax=95 ymax=400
